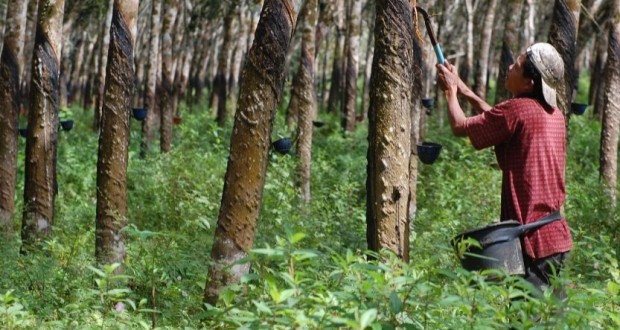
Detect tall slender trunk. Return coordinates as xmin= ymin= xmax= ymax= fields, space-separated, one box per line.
xmin=21 ymin=0 xmax=66 ymax=253
xmin=327 ymin=0 xmax=345 ymax=114
xmin=473 ymin=0 xmax=498 ymax=100
xmin=590 ymin=30 xmax=607 ymax=117
xmin=159 ymin=0 xmax=178 ymax=153
xmin=0 ymin=0 xmax=29 ymax=232
xmin=95 ymin=0 xmax=139 ymax=269
xmin=140 ymin=0 xmax=162 ymax=158
xmin=599 ymin=0 xmax=620 ymax=203
xmin=93 ymin=0 xmax=114 ymax=131
xmin=342 ymin=0 xmax=362 ymax=132
xmin=205 ymin=0 xmax=303 ymax=305
xmin=296 ymin=0 xmax=318 ymax=203
xmin=495 ymin=0 xmax=524 ymax=103
xmin=212 ymin=2 xmax=238 ymax=126
xmin=361 ymin=13 xmax=374 ymax=121
xmin=366 ymin=0 xmax=413 ymax=261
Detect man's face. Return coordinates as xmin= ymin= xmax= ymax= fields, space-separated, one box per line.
xmin=504 ymin=52 xmax=534 ymax=96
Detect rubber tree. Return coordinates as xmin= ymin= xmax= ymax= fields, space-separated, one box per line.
xmin=159 ymin=0 xmax=178 ymax=153
xmin=95 ymin=0 xmax=139 ymax=269
xmin=204 ymin=0 xmax=303 ymax=305
xmin=473 ymin=0 xmax=498 ymax=100
xmin=327 ymin=0 xmax=345 ymax=114
xmin=548 ymin=0 xmax=580 ymax=119
xmin=366 ymin=0 xmax=413 ymax=261
xmin=495 ymin=0 xmax=524 ymax=103
xmin=296 ymin=0 xmax=318 ymax=204
xmin=21 ymin=0 xmax=65 ymax=252
xmin=93 ymin=0 xmax=114 ymax=131
xmin=342 ymin=0 xmax=362 ymax=132
xmin=140 ymin=0 xmax=162 ymax=158
xmin=0 ymin=0 xmax=28 ymax=233
xmin=599 ymin=0 xmax=620 ymax=203
xmin=212 ymin=1 xmax=238 ymax=127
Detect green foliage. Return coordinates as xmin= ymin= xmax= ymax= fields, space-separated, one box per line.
xmin=0 ymin=98 xmax=618 ymax=329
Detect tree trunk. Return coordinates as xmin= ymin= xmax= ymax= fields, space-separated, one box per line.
xmin=548 ymin=0 xmax=579 ymax=118
xmin=409 ymin=6 xmax=424 ymax=223
xmin=327 ymin=0 xmax=345 ymax=114
xmin=366 ymin=0 xmax=413 ymax=261
xmin=140 ymin=0 xmax=162 ymax=158
xmin=521 ymin=0 xmax=536 ymax=47
xmin=95 ymin=0 xmax=139 ymax=269
xmin=204 ymin=0 xmax=302 ymax=305
xmin=342 ymin=0 xmax=362 ymax=132
xmin=296 ymin=0 xmax=318 ymax=204
xmin=361 ymin=11 xmax=374 ymax=122
xmin=590 ymin=31 xmax=607 ymax=117
xmin=159 ymin=0 xmax=178 ymax=153
xmin=599 ymin=0 xmax=620 ymax=203
xmin=0 ymin=0 xmax=28 ymax=233
xmin=21 ymin=0 xmax=65 ymax=252
xmin=212 ymin=2 xmax=238 ymax=127
xmin=495 ymin=0 xmax=524 ymax=104
xmin=93 ymin=0 xmax=114 ymax=131
xmin=473 ymin=0 xmax=498 ymax=100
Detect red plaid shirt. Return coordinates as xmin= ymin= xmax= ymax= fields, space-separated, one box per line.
xmin=464 ymin=97 xmax=572 ymax=259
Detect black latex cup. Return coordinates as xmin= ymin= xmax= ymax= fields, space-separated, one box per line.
xmin=417 ymin=142 xmax=442 ymax=164
xmin=272 ymin=138 xmax=292 ymax=154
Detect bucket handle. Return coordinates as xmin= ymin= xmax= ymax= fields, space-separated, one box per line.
xmin=480 ymin=211 xmax=562 ymax=246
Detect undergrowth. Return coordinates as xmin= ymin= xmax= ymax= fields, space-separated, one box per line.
xmin=0 ymin=101 xmax=618 ymax=329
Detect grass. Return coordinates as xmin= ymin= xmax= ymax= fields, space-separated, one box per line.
xmin=0 ymin=98 xmax=618 ymax=329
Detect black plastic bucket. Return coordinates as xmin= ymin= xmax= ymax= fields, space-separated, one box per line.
xmin=452 ymin=220 xmax=525 ymax=275
xmin=452 ymin=212 xmax=562 ymax=276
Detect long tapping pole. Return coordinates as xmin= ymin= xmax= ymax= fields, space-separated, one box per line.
xmin=414 ymin=6 xmax=445 ymax=64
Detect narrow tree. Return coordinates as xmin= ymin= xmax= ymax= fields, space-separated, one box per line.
xmin=93 ymin=0 xmax=114 ymax=131
xmin=327 ymin=0 xmax=345 ymax=114
xmin=212 ymin=1 xmax=238 ymax=126
xmin=296 ymin=0 xmax=318 ymax=203
xmin=140 ymin=0 xmax=162 ymax=158
xmin=0 ymin=0 xmax=28 ymax=232
xmin=159 ymin=0 xmax=178 ymax=153
xmin=95 ymin=0 xmax=139 ymax=268
xmin=366 ymin=0 xmax=413 ymax=261
xmin=473 ymin=0 xmax=498 ymax=100
xmin=205 ymin=0 xmax=303 ymax=305
xmin=342 ymin=0 xmax=362 ymax=132
xmin=548 ymin=0 xmax=580 ymax=118
xmin=599 ymin=0 xmax=620 ymax=202
xmin=495 ymin=0 xmax=524 ymax=103
xmin=21 ymin=0 xmax=65 ymax=252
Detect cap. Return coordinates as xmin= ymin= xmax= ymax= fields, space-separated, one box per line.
xmin=526 ymin=43 xmax=564 ymax=108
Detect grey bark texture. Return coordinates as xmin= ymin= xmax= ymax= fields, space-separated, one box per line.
xmin=95 ymin=0 xmax=139 ymax=269
xmin=204 ymin=0 xmax=303 ymax=306
xmin=21 ymin=0 xmax=65 ymax=252
xmin=366 ymin=0 xmax=413 ymax=261
xmin=0 ymin=0 xmax=28 ymax=232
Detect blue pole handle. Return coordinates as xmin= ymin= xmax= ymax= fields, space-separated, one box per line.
xmin=434 ymin=44 xmax=445 ymax=64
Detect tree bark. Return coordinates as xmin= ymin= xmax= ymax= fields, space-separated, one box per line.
xmin=473 ymin=0 xmax=498 ymax=100
xmin=548 ymin=0 xmax=579 ymax=118
xmin=327 ymin=0 xmax=345 ymax=114
xmin=495 ymin=0 xmax=524 ymax=104
xmin=366 ymin=0 xmax=413 ymax=261
xmin=95 ymin=0 xmax=139 ymax=269
xmin=342 ymin=0 xmax=362 ymax=132
xmin=159 ymin=0 xmax=178 ymax=153
xmin=21 ymin=0 xmax=65 ymax=252
xmin=140 ymin=0 xmax=162 ymax=158
xmin=0 ymin=0 xmax=29 ymax=233
xmin=212 ymin=1 xmax=238 ymax=127
xmin=93 ymin=0 xmax=114 ymax=131
xmin=590 ymin=30 xmax=607 ymax=117
xmin=599 ymin=0 xmax=620 ymax=202
xmin=205 ymin=0 xmax=302 ymax=305
xmin=296 ymin=0 xmax=318 ymax=204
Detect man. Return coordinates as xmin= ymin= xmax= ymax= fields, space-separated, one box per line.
xmin=436 ymin=43 xmax=572 ymax=295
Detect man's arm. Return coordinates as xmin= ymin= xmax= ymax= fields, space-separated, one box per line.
xmin=436 ymin=64 xmax=468 ymax=137
xmin=457 ymin=83 xmax=492 ymax=114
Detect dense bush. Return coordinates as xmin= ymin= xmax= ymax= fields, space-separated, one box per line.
xmin=0 ymin=101 xmax=618 ymax=329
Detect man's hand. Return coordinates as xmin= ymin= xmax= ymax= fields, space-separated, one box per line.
xmin=436 ymin=62 xmax=459 ymax=95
